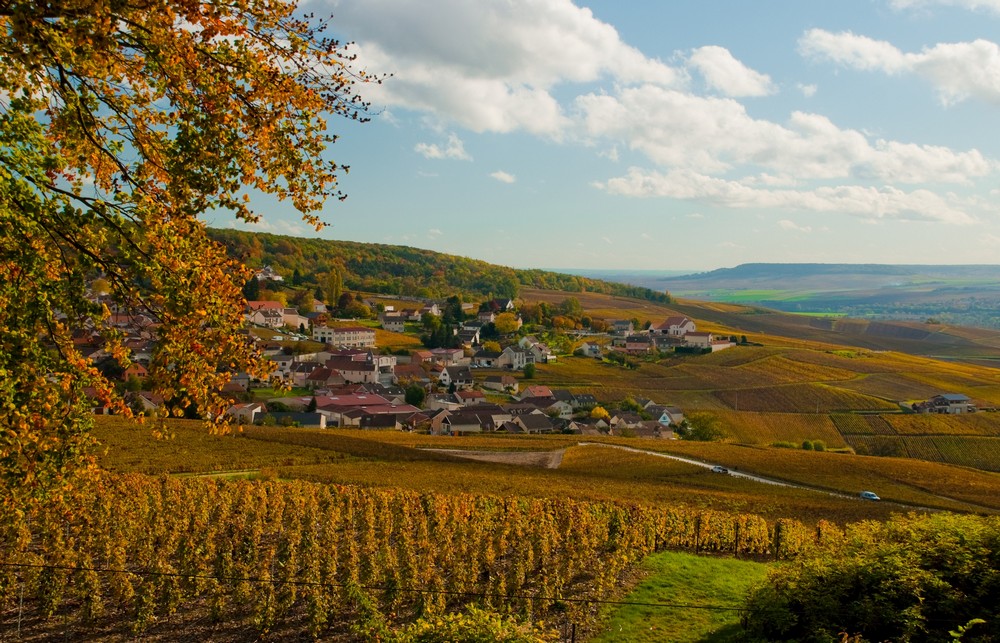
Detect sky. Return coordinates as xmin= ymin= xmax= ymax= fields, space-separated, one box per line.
xmin=216 ymin=0 xmax=1000 ymax=272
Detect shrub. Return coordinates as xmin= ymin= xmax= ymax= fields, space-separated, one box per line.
xmin=801 ymin=440 xmax=814 ymax=451
xmin=742 ymin=513 xmax=1000 ymax=642
xmin=772 ymin=441 xmax=797 ymax=449
xmin=812 ymin=440 xmax=826 ymax=452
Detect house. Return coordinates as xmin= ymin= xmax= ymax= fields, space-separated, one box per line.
xmin=519 ymin=385 xmax=553 ymax=400
xmin=438 ymin=365 xmax=474 ymax=390
xmin=472 ymin=350 xmax=501 ymax=368
xmin=127 ymin=391 xmax=166 ymax=413
xmin=483 ymin=374 xmax=519 ymax=394
xmin=394 ymin=363 xmax=433 ymax=389
xmin=653 ymin=316 xmax=696 ymax=336
xmin=426 ymin=393 xmax=462 ymax=412
xmin=430 ymin=347 xmax=465 ymax=366
xmin=380 ymin=315 xmax=406 ymax=333
xmin=624 ymin=335 xmax=652 ymax=354
xmin=410 ymin=350 xmax=434 ymax=364
xmin=225 ymin=402 xmax=267 ymax=424
xmin=359 ymin=414 xmax=402 ymax=431
xmin=457 ymin=328 xmax=481 ymax=347
xmin=528 ymin=342 xmax=555 ymax=363
xmin=442 ymin=415 xmax=484 ymax=434
xmin=514 ymin=413 xmax=557 ymax=434
xmin=248 ymin=307 xmax=284 ymax=329
xmin=455 ymin=390 xmax=486 ymax=406
xmin=497 ymin=346 xmax=532 ymax=370
xmin=255 ymin=265 xmax=283 ymax=282
xmin=313 ymin=326 xmax=376 ymax=348
xmin=684 ymin=332 xmax=734 ymax=352
xmin=684 ymin=332 xmax=714 ymax=349
xmin=420 ymin=303 xmax=441 ymax=317
xmin=612 ymin=320 xmax=634 ymax=334
xmin=283 ymin=308 xmax=310 ymax=331
xmin=571 ymin=393 xmax=598 ymax=410
xmin=477 ymin=310 xmax=497 ymax=324
xmin=305 ymin=367 xmax=345 ymax=389
xmin=579 ymin=342 xmax=603 ymax=358
xmin=325 ymin=356 xmax=379 ymax=384
xmin=916 ymin=393 xmax=976 ymax=414
xmin=121 ymin=363 xmax=148 ymax=381
xmin=289 ymin=361 xmax=323 ymax=387
xmin=490 ymin=298 xmax=515 ymax=312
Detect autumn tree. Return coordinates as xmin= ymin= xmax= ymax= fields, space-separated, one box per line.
xmin=0 ymin=0 xmax=377 ymax=502
xmin=494 ymin=312 xmax=520 ymax=335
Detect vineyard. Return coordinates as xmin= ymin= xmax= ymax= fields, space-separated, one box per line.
xmin=710 ymin=383 xmax=897 ymax=413
xmin=0 ymin=473 xmax=830 ymax=640
xmin=711 ymin=411 xmax=847 ymax=448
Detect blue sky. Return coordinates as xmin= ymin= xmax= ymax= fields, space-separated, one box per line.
xmin=216 ymin=0 xmax=1000 ymax=272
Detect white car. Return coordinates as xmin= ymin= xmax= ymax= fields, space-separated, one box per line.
xmin=711 ymin=465 xmax=729 ymax=474
xmin=859 ymin=490 xmax=880 ymax=501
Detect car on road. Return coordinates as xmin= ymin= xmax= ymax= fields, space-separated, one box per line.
xmin=859 ymin=490 xmax=880 ymax=501
xmin=711 ymin=465 xmax=729 ymax=474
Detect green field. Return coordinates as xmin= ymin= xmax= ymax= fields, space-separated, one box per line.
xmin=590 ymin=551 xmax=769 ymax=643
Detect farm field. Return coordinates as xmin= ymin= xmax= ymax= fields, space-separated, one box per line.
xmin=90 ymin=420 xmax=1000 ymax=523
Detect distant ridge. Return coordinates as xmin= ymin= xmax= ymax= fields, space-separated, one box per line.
xmin=208 ymin=228 xmax=672 ymax=304
xmin=637 ymin=263 xmax=1000 ymax=329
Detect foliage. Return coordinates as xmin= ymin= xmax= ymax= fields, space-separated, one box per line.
xmin=208 ymin=229 xmax=675 ymax=304
xmin=396 ymin=606 xmax=554 ymax=643
xmin=679 ymin=413 xmax=725 ymax=442
xmin=0 ymin=471 xmax=819 ymax=638
xmin=494 ymin=312 xmax=521 ymax=335
xmin=523 ymin=363 xmax=536 ymax=379
xmin=405 ymin=384 xmax=427 ymax=408
xmin=743 ymin=513 xmax=1000 ymax=642
xmin=0 ymin=0 xmax=374 ymax=501
xmin=590 ymin=406 xmax=611 ymax=422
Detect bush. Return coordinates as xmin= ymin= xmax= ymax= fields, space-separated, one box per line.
xmin=812 ymin=440 xmax=826 ymax=452
xmin=772 ymin=441 xmax=797 ymax=449
xmin=742 ymin=513 xmax=1000 ymax=642
xmin=801 ymin=440 xmax=813 ymax=451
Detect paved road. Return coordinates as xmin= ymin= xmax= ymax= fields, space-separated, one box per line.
xmin=578 ymin=442 xmax=862 ymax=501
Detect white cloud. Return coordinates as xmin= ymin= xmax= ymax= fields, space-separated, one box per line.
xmin=332 ymin=0 xmax=678 ymax=136
xmin=595 ymin=167 xmax=976 ymax=224
xmin=778 ymin=219 xmax=812 ymax=233
xmin=889 ymin=0 xmax=1000 ymax=14
xmin=414 ymin=133 xmax=472 ymax=160
xmin=576 ymin=86 xmax=992 ymax=183
xmin=687 ymin=46 xmax=776 ymax=97
xmin=490 ymin=170 xmax=517 ymax=183
xmin=800 ymin=29 xmax=1000 ymax=105
xmin=797 ymin=83 xmax=818 ymax=97
xmin=427 ymin=228 xmax=443 ymax=238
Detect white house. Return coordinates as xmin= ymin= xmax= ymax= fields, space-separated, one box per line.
xmin=654 ymin=316 xmax=697 ymax=336
xmin=314 ymin=325 xmax=376 ymax=348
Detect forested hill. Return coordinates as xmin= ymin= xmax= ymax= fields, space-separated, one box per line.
xmin=208 ymin=228 xmax=672 ymax=303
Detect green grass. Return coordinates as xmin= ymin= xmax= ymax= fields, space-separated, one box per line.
xmin=590 ymin=550 xmax=769 ymax=642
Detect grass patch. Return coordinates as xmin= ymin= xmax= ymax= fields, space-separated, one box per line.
xmin=590 ymin=550 xmax=768 ymax=643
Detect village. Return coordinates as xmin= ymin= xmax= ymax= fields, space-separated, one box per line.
xmin=79 ymin=264 xmax=977 ymax=438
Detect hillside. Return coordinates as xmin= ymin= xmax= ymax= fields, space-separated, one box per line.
xmin=584 ymin=263 xmax=1000 ymax=328
xmin=521 ymin=287 xmax=1000 ymax=364
xmin=208 ymin=228 xmax=671 ymax=304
